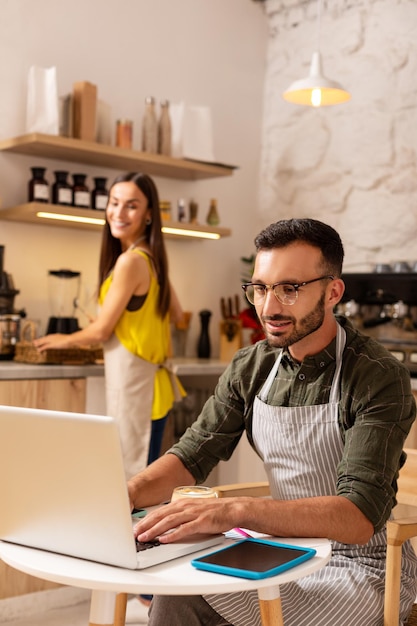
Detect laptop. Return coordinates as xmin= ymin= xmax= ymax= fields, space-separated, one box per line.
xmin=0 ymin=405 xmax=224 ymax=569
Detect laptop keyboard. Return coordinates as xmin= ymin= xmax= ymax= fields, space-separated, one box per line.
xmin=136 ymin=539 xmax=161 ymax=552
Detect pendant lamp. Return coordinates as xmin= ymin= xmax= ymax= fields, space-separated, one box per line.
xmin=282 ymin=0 xmax=350 ymax=107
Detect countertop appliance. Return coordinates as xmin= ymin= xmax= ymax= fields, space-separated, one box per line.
xmin=0 ymin=245 xmax=26 ymax=360
xmin=46 ymin=269 xmax=81 ymax=334
xmin=339 ymin=272 xmax=417 ymax=376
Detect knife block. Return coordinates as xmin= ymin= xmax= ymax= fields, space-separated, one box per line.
xmin=219 ymin=320 xmax=242 ymax=362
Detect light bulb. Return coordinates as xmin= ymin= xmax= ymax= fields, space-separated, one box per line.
xmin=311 ymin=88 xmax=322 ymax=107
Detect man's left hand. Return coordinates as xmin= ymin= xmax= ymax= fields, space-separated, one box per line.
xmin=134 ymin=498 xmax=241 ymax=543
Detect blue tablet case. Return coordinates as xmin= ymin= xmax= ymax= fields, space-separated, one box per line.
xmin=191 ymin=538 xmax=316 ymax=580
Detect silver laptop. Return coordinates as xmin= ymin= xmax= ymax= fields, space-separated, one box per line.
xmin=0 ymin=405 xmax=223 ymax=569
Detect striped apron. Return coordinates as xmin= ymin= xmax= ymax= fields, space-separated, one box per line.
xmin=206 ymin=324 xmax=417 ymax=625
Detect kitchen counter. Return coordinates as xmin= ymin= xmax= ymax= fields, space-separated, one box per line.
xmin=0 ymin=358 xmax=229 ymax=380
xmin=0 ymin=361 xmax=105 ymax=380
xmin=1 ymin=357 xmax=414 ymax=394
xmin=168 ymin=358 xmax=229 ymax=377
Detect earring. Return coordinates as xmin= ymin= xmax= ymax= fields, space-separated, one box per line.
xmin=145 ymin=217 xmax=152 ymax=225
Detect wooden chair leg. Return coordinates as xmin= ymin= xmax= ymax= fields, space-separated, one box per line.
xmin=114 ymin=593 xmax=128 ymax=626
xmin=258 ymin=586 xmax=284 ymax=626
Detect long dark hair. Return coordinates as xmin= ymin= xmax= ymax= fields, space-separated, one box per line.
xmin=98 ymin=172 xmax=170 ymax=317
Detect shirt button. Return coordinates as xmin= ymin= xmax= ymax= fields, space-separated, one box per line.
xmin=298 ymin=373 xmax=306 ymax=380
xmin=320 ymin=361 xmax=325 ymax=367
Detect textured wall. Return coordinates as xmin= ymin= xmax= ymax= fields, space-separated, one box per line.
xmin=260 ymin=0 xmax=417 ymax=270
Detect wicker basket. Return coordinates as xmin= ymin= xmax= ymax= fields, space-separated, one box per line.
xmin=14 ymin=321 xmax=103 ymax=365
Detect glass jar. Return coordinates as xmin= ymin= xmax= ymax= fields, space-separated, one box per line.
xmin=116 ymin=119 xmax=133 ymax=150
xmin=159 ymin=200 xmax=171 ymax=222
xmin=52 ymin=171 xmax=72 ymax=206
xmin=28 ymin=167 xmax=49 ymax=203
xmin=72 ymin=174 xmax=90 ymax=208
xmin=92 ymin=177 xmax=108 ymax=210
xmin=141 ymin=96 xmax=158 ymax=153
xmin=158 ymin=100 xmax=172 ymax=156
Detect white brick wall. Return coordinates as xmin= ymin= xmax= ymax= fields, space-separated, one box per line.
xmin=260 ymin=0 xmax=417 ymax=269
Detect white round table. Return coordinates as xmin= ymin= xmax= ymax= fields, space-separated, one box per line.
xmin=0 ymin=537 xmax=332 ymax=626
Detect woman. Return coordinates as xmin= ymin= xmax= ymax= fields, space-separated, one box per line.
xmin=34 ymin=172 xmax=185 ymax=478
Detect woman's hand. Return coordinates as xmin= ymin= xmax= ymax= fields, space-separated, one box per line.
xmin=33 ymin=334 xmax=74 ymax=351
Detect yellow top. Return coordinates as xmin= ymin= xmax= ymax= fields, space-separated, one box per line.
xmin=99 ymin=249 xmax=184 ymax=420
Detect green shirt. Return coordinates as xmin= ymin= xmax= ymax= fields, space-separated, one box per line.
xmin=169 ymin=316 xmax=416 ymax=532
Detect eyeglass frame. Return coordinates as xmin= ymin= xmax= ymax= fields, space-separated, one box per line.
xmin=241 ymin=275 xmax=335 ymax=306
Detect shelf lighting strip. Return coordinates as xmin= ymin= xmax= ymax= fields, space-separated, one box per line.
xmin=36 ymin=211 xmax=221 ymax=239
xmin=161 ymin=226 xmax=220 ymax=240
xmin=37 ymin=211 xmax=105 ymax=226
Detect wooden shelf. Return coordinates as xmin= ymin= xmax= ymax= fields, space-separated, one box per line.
xmin=0 ymin=133 xmax=237 ymax=181
xmin=0 ymin=203 xmax=231 ymax=240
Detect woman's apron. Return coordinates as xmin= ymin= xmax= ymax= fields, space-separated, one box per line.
xmin=104 ymin=333 xmax=157 ymax=480
xmin=205 ymin=324 xmax=417 ymax=626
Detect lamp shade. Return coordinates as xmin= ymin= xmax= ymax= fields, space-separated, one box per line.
xmin=283 ymin=51 xmax=350 ymax=107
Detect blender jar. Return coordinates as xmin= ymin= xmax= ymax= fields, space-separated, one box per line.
xmin=46 ymin=269 xmax=81 ymax=334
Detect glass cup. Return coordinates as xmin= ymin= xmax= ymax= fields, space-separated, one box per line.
xmin=171 ymin=485 xmax=218 ymax=502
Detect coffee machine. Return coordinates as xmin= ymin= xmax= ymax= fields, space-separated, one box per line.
xmin=0 ymin=245 xmax=26 ymax=359
xmin=339 ymin=271 xmax=417 ymax=375
xmin=46 ymin=269 xmax=81 ymax=334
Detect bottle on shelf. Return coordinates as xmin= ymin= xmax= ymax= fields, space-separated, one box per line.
xmin=206 ymin=198 xmax=220 ymax=226
xmin=189 ymin=199 xmax=198 ymax=223
xmin=115 ymin=119 xmax=133 ymax=150
xmin=28 ymin=167 xmax=49 ymax=203
xmin=158 ymin=100 xmax=172 ymax=156
xmin=72 ymin=174 xmax=90 ymax=208
xmin=141 ymin=96 xmax=158 ymax=154
xmin=177 ymin=198 xmax=186 ymax=222
xmin=52 ymin=171 xmax=72 ymax=206
xmin=91 ymin=177 xmax=109 ymax=210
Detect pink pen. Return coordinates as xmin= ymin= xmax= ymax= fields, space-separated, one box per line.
xmin=232 ymin=527 xmax=252 ymax=538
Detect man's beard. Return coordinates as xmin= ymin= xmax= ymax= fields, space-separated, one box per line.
xmin=261 ymin=293 xmax=326 ymax=349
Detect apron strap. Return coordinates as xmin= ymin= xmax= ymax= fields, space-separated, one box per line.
xmin=329 ymin=323 xmax=346 ymax=404
xmin=258 ymin=350 xmax=283 ymax=402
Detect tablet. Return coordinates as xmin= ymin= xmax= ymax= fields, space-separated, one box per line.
xmin=191 ymin=538 xmax=316 ymax=580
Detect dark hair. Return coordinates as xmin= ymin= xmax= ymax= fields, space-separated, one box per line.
xmin=98 ymin=172 xmax=170 ymax=317
xmin=254 ymin=218 xmax=344 ymax=277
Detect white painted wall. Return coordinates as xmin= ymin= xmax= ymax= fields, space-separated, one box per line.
xmin=0 ymin=0 xmax=268 ymax=352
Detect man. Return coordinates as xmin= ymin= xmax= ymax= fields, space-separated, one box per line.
xmin=128 ymin=218 xmax=417 ymax=625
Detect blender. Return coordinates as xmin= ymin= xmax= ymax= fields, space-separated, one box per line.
xmin=46 ymin=269 xmax=81 ymax=334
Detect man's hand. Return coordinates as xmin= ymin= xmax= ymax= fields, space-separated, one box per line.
xmin=134 ymin=497 xmax=243 ymax=543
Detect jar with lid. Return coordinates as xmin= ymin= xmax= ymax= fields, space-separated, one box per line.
xmin=28 ymin=167 xmax=49 ymax=203
xmin=159 ymin=200 xmax=171 ymax=222
xmin=158 ymin=100 xmax=172 ymax=156
xmin=52 ymin=171 xmax=72 ymax=206
xmin=141 ymin=96 xmax=158 ymax=153
xmin=92 ymin=177 xmax=109 ymax=211
xmin=72 ymin=174 xmax=90 ymax=208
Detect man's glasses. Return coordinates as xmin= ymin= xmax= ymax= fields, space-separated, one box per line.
xmin=241 ymin=276 xmax=334 ymax=306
